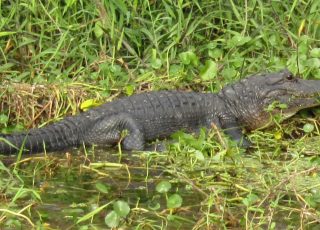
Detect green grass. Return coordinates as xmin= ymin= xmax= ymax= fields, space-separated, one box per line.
xmin=1 ymin=0 xmax=320 ymax=229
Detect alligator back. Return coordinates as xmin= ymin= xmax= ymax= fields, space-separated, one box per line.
xmin=0 ymin=90 xmax=218 ymax=155
xmin=89 ymin=90 xmax=215 ymax=140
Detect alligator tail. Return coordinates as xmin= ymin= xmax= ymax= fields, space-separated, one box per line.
xmin=0 ymin=117 xmax=86 ymax=155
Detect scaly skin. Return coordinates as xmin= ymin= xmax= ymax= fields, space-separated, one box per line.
xmin=1 ymin=69 xmax=320 ymax=155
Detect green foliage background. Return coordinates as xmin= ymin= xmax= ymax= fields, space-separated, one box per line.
xmin=0 ymin=0 xmax=319 ymax=89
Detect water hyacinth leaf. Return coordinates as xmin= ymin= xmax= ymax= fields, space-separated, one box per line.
xmin=151 ymin=58 xmax=162 ymax=69
xmin=167 ymin=194 xmax=183 ymax=209
xmin=310 ymin=48 xmax=320 ymax=58
xmin=169 ymin=64 xmax=184 ymax=77
xmin=222 ymin=68 xmax=237 ymax=79
xmin=305 ymin=192 xmax=320 ymax=208
xmin=227 ymin=33 xmax=251 ymax=48
xmin=105 ymin=211 xmax=120 ymax=228
xmin=208 ymin=48 xmax=223 ymax=59
xmin=167 ymin=214 xmax=176 ymax=221
xmin=307 ymin=58 xmax=320 ymax=69
xmin=200 ymin=60 xmax=217 ymax=81
xmin=113 ymin=200 xmax=130 ymax=217
xmin=179 ymin=52 xmax=191 ymax=65
xmin=303 ymin=123 xmax=314 ymax=133
xmin=156 ymin=181 xmax=172 ymax=193
xmin=179 ymin=51 xmax=199 ymax=67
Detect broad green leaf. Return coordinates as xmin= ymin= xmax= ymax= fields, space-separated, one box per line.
xmin=274 ymin=130 xmax=283 ymax=140
xmin=194 ymin=150 xmax=205 ymax=161
xmin=156 ymin=181 xmax=172 ymax=193
xmin=105 ymin=211 xmax=120 ymax=228
xmin=95 ymin=182 xmax=110 ymax=194
xmin=94 ymin=21 xmax=104 ymax=38
xmin=242 ymin=193 xmax=259 ymax=207
xmin=227 ymin=34 xmax=251 ymax=48
xmin=200 ymin=60 xmax=218 ymax=81
xmin=307 ymin=58 xmax=320 ymax=69
xmin=278 ymin=103 xmax=288 ymax=109
xmin=208 ymin=48 xmax=223 ymax=59
xmin=0 ymin=114 xmax=8 ymax=124
xmin=310 ymin=48 xmax=320 ymax=58
xmin=151 ymin=58 xmax=162 ymax=69
xmin=179 ymin=52 xmax=191 ymax=65
xmin=113 ymin=200 xmax=130 ymax=217
xmin=169 ymin=64 xmax=184 ymax=77
xmin=303 ymin=123 xmax=314 ymax=133
xmin=179 ymin=51 xmax=199 ymax=67
xmin=298 ymin=35 xmax=310 ymax=55
xmin=266 ymin=101 xmax=287 ymax=111
xmin=221 ymin=68 xmax=237 ymax=79
xmin=167 ymin=194 xmax=183 ymax=209
xmin=80 ymin=99 xmax=101 ymax=111
xmin=167 ymin=214 xmax=176 ymax=221
xmin=305 ymin=192 xmax=320 ymax=208
xmin=125 ymin=85 xmax=135 ymax=96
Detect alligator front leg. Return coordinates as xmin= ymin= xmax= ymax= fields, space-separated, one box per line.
xmin=219 ymin=118 xmax=251 ymax=148
xmin=83 ymin=113 xmax=145 ymax=150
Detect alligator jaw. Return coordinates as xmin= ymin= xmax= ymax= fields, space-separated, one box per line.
xmin=222 ymin=70 xmax=320 ymax=131
xmin=279 ymin=79 xmax=320 ymax=118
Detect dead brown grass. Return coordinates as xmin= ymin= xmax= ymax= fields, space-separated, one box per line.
xmin=0 ymin=82 xmax=95 ymax=128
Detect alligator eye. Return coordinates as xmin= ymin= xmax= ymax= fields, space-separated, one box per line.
xmin=286 ymin=72 xmax=294 ymax=80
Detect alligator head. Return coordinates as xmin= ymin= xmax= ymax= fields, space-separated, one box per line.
xmin=220 ymin=69 xmax=320 ymax=130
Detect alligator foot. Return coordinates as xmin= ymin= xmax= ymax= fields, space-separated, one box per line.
xmin=144 ymin=142 xmax=167 ymax=152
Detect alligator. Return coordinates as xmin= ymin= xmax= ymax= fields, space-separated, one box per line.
xmin=1 ymin=69 xmax=320 ymax=155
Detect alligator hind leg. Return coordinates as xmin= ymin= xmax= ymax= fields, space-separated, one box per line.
xmin=83 ymin=114 xmax=145 ymax=150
